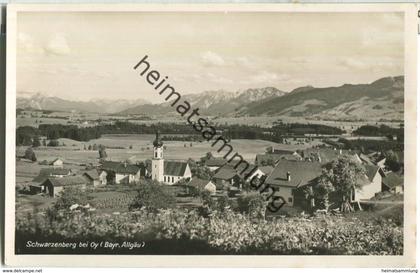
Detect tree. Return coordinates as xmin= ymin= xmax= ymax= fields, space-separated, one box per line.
xmin=237 ymin=191 xmax=267 ymax=219
xmin=47 ymin=139 xmax=59 ymax=147
xmin=52 ymin=187 xmax=90 ymax=211
xmin=42 ymin=139 xmax=47 ymax=146
xmin=92 ymin=144 xmax=98 ymax=151
xmin=98 ymin=144 xmax=107 ymax=159
xmin=24 ymin=147 xmax=35 ymax=161
xmin=317 ymin=156 xmax=366 ymax=212
xmin=88 ymin=144 xmax=92 ymax=150
xmin=32 ymin=137 xmax=41 ymax=147
xmin=313 ymin=177 xmax=334 ymax=211
xmin=384 ymin=151 xmax=402 ymax=172
xmin=129 ymin=182 xmax=176 ymax=212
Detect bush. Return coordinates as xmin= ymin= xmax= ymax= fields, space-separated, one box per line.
xmin=129 ymin=182 xmax=176 ymax=212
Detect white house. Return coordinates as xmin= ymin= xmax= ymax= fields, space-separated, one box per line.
xmin=50 ymin=158 xmax=64 ymax=167
xmin=189 ymin=178 xmax=216 ymax=195
xmin=351 ymin=166 xmax=385 ymax=201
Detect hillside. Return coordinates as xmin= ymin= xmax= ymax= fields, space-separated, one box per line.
xmin=239 ymin=76 xmax=404 ymax=120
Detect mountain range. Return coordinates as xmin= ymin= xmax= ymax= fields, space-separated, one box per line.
xmin=17 ymin=76 xmax=404 ymax=120
xmin=17 ymin=93 xmax=150 ymax=114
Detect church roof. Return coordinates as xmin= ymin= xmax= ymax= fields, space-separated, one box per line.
xmin=164 ymin=161 xmax=188 ymax=176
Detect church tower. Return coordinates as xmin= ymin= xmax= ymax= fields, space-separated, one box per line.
xmin=151 ymin=131 xmax=164 ymax=182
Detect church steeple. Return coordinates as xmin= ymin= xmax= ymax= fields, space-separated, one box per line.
xmin=153 ymin=130 xmax=163 ymax=148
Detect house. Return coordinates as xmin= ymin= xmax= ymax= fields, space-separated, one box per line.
xmin=264 ymin=160 xmax=323 ymax=206
xmin=188 ymin=178 xmax=216 ymax=195
xmin=351 ymin=165 xmax=385 ymax=201
xmin=300 ymin=148 xmax=361 ymax=164
xmin=151 ymin=132 xmax=192 ymax=185
xmin=33 ymin=168 xmax=72 ymax=183
xmin=382 ymin=172 xmax=404 ymax=194
xmin=100 ymin=161 xmax=141 ymax=184
xmin=50 ymin=158 xmax=64 ymax=167
xmin=212 ymin=165 xmax=243 ymax=189
xmin=40 ymin=175 xmax=87 ymax=197
xmin=82 ymin=169 xmax=106 ymax=187
xmin=255 ymin=153 xmax=301 ymax=166
xmin=203 ymin=157 xmax=227 ymax=171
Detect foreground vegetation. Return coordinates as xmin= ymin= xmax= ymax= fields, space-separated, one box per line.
xmin=16 ymin=207 xmax=403 ymax=255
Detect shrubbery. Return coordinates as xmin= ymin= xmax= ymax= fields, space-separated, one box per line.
xmin=16 ymin=208 xmax=403 ymax=255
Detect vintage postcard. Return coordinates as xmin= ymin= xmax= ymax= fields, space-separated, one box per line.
xmin=4 ymin=3 xmax=418 ymax=267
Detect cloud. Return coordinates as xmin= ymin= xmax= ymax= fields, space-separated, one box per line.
xmin=249 ymin=71 xmax=290 ymax=84
xmin=45 ymin=34 xmax=71 ymax=56
xmin=201 ymin=51 xmax=226 ymax=66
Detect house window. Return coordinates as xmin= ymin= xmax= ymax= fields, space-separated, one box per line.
xmin=155 ymin=151 xmax=157 ymax=158
xmin=164 ymin=176 xmax=166 ymax=182
xmin=172 ymin=177 xmax=174 ymax=183
xmin=288 ymin=197 xmax=293 ymax=203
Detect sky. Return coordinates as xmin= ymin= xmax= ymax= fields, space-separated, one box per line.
xmin=17 ymin=11 xmax=404 ymax=103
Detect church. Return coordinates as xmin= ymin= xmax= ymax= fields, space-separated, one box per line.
xmin=151 ymin=131 xmax=192 ymax=185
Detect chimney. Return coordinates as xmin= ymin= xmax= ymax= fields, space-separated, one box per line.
xmin=286 ymin=171 xmax=291 ymax=181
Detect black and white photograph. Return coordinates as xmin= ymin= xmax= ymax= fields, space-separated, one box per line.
xmin=4 ymin=3 xmax=418 ymax=268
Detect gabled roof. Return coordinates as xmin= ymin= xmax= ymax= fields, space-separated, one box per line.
xmin=83 ymin=169 xmax=99 ymax=180
xmin=164 ymin=161 xmax=188 ymax=176
xmin=50 ymin=158 xmax=63 ymax=164
xmin=365 ymin=165 xmax=385 ymax=182
xmin=300 ymin=148 xmax=358 ymax=163
xmin=189 ymin=178 xmax=213 ymax=190
xmin=101 ymin=161 xmax=141 ymax=175
xmin=358 ymin=153 xmax=375 ymax=165
xmin=33 ymin=168 xmax=72 ymax=182
xmin=265 ymin=160 xmax=322 ymax=188
xmin=213 ymin=165 xmax=239 ymax=180
xmin=204 ymin=157 xmax=227 ymax=167
xmin=42 ymin=175 xmax=87 ymax=187
xmin=259 ymin=166 xmax=274 ymax=176
xmin=271 ymin=149 xmax=297 ymax=155
xmin=383 ymin=172 xmax=404 ymax=189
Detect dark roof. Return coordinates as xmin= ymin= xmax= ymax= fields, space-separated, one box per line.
xmin=204 ymin=157 xmax=227 ymax=167
xmin=259 ymin=166 xmax=274 ymax=176
xmin=213 ymin=165 xmax=239 ymax=180
xmin=365 ymin=165 xmax=384 ymax=182
xmin=359 ymin=153 xmax=375 ymax=165
xmin=301 ymin=148 xmax=358 ymax=163
xmin=33 ymin=168 xmax=72 ymax=182
xmin=265 ymin=160 xmax=322 ymax=188
xmin=50 ymin=158 xmax=63 ymax=164
xmin=189 ymin=178 xmax=213 ymax=190
xmin=83 ymin=169 xmax=99 ymax=180
xmin=255 ymin=154 xmax=284 ymax=165
xmin=42 ymin=175 xmax=87 ymax=187
xmin=164 ymin=161 xmax=188 ymax=176
xmin=101 ymin=161 xmax=141 ymax=175
xmin=383 ymin=173 xmax=404 ymax=189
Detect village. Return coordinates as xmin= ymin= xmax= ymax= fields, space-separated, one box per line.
xmin=15 ymin=127 xmax=404 ymax=217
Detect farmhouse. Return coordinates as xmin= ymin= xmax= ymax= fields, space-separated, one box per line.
xmin=100 ymin=161 xmax=141 ymax=184
xmin=300 ymin=148 xmax=361 ymax=164
xmin=382 ymin=172 xmax=404 ymax=194
xmin=212 ymin=165 xmax=243 ymax=189
xmin=351 ymin=165 xmax=385 ymax=201
xmin=265 ymin=160 xmax=323 ymax=206
xmin=50 ymin=158 xmax=64 ymax=167
xmin=188 ymin=177 xmax=216 ymax=195
xmin=255 ymin=153 xmax=301 ymax=166
xmin=82 ymin=169 xmax=107 ymax=187
xmin=33 ymin=168 xmax=72 ymax=183
xmin=151 ymin=131 xmax=192 ymax=185
xmin=40 ymin=175 xmax=87 ymax=197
